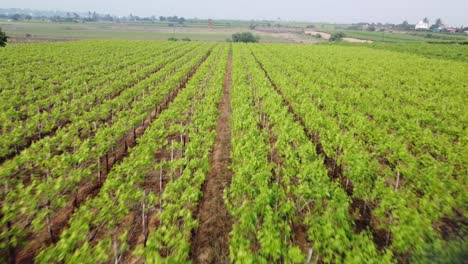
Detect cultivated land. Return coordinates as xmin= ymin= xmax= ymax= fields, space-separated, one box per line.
xmin=0 ymin=40 xmax=467 ymax=264
xmin=0 ymin=21 xmax=315 ymax=43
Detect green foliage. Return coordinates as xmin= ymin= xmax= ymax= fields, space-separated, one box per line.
xmin=0 ymin=27 xmax=8 ymax=47
xmin=330 ymin=32 xmax=345 ymax=41
xmin=367 ymin=25 xmax=376 ymax=31
xmin=1 ymin=40 xmax=466 ymax=264
xmin=231 ymin=32 xmax=259 ymax=43
xmin=361 ymin=43 xmax=468 ymax=62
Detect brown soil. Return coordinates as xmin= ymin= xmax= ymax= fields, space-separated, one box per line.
xmin=304 ymin=31 xmax=374 ymax=43
xmin=190 ymin=53 xmax=233 ymax=264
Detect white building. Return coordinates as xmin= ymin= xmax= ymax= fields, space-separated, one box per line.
xmin=415 ymin=21 xmax=430 ymax=30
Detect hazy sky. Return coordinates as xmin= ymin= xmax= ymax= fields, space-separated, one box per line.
xmin=2 ymin=0 xmax=468 ymax=26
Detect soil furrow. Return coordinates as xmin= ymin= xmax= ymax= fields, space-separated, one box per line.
xmin=190 ymin=52 xmax=233 ymax=264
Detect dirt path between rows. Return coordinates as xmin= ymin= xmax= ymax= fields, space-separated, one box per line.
xmin=191 ymin=52 xmax=233 ymax=264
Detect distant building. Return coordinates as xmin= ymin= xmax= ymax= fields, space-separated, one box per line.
xmin=415 ymin=21 xmax=430 ymax=30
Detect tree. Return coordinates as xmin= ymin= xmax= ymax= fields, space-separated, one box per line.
xmin=423 ymin=17 xmax=429 ymax=24
xmin=330 ymin=32 xmax=345 ymax=41
xmin=12 ymin=14 xmax=21 ymax=21
xmin=231 ymin=32 xmax=259 ymax=43
xmin=367 ymin=25 xmax=376 ymax=31
xmin=0 ymin=27 xmax=8 ymax=47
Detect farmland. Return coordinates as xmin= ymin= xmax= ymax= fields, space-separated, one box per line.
xmin=0 ymin=40 xmax=467 ymax=263
xmin=320 ymin=29 xmax=468 ymax=43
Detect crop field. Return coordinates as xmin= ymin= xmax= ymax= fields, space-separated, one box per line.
xmin=0 ymin=22 xmax=283 ymax=43
xmin=321 ymin=29 xmax=468 ymax=43
xmin=0 ymin=40 xmax=467 ymax=263
xmin=338 ymin=42 xmax=468 ymax=62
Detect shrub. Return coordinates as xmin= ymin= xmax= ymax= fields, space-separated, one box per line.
xmin=231 ymin=32 xmax=259 ymax=43
xmin=168 ymin=37 xmax=178 ymax=41
xmin=0 ymin=27 xmax=8 ymax=47
xmin=330 ymin=32 xmax=345 ymax=41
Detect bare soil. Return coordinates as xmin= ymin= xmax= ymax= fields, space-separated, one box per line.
xmin=304 ymin=30 xmax=374 ymax=43
xmin=190 ymin=53 xmax=233 ymax=264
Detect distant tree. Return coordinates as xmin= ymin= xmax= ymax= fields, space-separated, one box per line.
xmin=103 ymin=14 xmax=113 ymax=22
xmin=159 ymin=16 xmax=166 ymax=21
xmin=330 ymin=32 xmax=345 ymax=41
xmin=397 ymin=20 xmax=413 ymax=30
xmin=0 ymin=27 xmax=8 ymax=47
xmin=423 ymin=17 xmax=429 ymax=24
xmin=231 ymin=32 xmax=259 ymax=43
xmin=367 ymin=25 xmax=376 ymax=31
xmin=168 ymin=37 xmax=178 ymax=41
xmin=178 ymin=17 xmax=185 ymax=24
xmin=181 ymin=37 xmax=191 ymax=41
xmin=249 ymin=23 xmax=256 ymax=30
xmin=12 ymin=14 xmax=21 ymax=21
xmin=315 ymin=33 xmax=322 ymax=38
xmin=25 ymin=15 xmax=32 ymax=21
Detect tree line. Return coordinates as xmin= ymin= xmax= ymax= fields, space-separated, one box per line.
xmin=0 ymin=11 xmax=187 ymax=24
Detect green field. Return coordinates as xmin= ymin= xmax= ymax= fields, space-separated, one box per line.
xmin=323 ymin=29 xmax=429 ymax=42
xmin=337 ymin=42 xmax=468 ymax=62
xmin=322 ymin=29 xmax=468 ymax=43
xmin=1 ymin=40 xmax=467 ymax=263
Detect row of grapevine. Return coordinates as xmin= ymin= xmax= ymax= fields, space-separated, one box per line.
xmin=142 ymin=45 xmax=229 ymax=263
xmin=224 ymin=44 xmax=303 ymax=263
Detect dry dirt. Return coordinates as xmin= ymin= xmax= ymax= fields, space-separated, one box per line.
xmin=305 ymin=30 xmax=373 ymax=43
xmin=190 ymin=53 xmax=233 ymax=264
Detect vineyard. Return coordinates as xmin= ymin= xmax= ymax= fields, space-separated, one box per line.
xmin=0 ymin=40 xmax=467 ymax=263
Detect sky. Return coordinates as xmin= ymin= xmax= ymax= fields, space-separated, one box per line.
xmin=2 ymin=0 xmax=467 ymax=26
